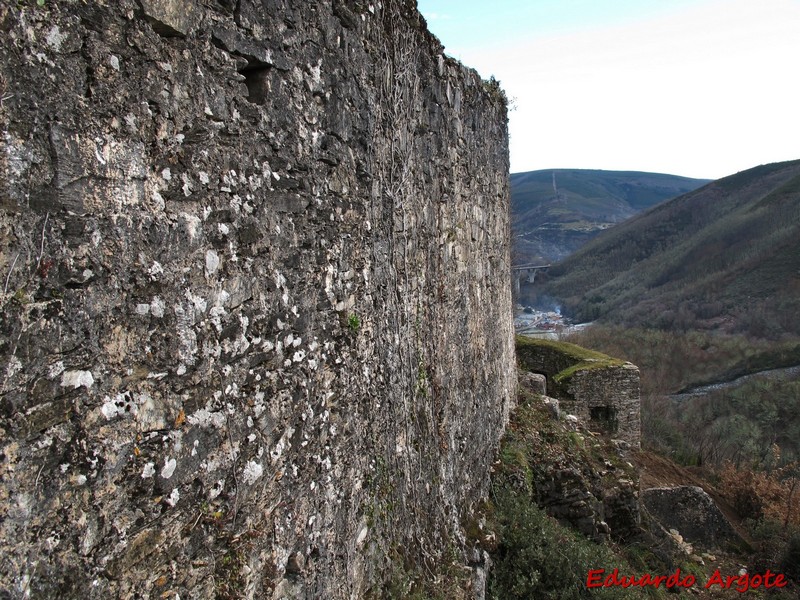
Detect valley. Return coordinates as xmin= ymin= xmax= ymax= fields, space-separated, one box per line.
xmin=511 ymin=168 xmax=710 ymax=264
xmin=513 ymin=306 xmax=590 ymax=338
xmin=514 ymin=159 xmax=800 ymax=595
xmin=533 ymin=159 xmax=800 ymax=337
xmin=671 ymin=364 xmax=800 ymax=401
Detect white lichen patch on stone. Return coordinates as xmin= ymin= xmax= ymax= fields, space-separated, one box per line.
xmin=45 ymin=25 xmax=67 ymax=51
xmin=185 ymin=289 xmax=207 ymax=316
xmin=122 ymin=113 xmax=136 ymax=131
xmin=150 ymin=296 xmax=165 ymax=318
xmin=209 ymin=306 xmax=226 ymax=332
xmin=215 ymin=289 xmax=231 ymax=307
xmin=135 ymin=392 xmax=166 ymax=430
xmin=168 ymin=429 xmax=184 ymax=454
xmin=356 ymin=524 xmax=368 ymax=547
xmin=180 ymin=212 xmax=202 ymax=243
xmin=148 ymin=261 xmax=164 ymax=280
xmin=205 ymin=249 xmax=220 ymax=276
xmin=160 ymin=457 xmax=177 ymax=480
xmin=61 ymin=370 xmax=94 ymax=389
xmin=253 ymin=395 xmax=266 ymax=417
xmin=150 ymin=189 xmax=165 ymax=211
xmin=242 ymin=460 xmax=263 ymax=485
xmin=3 ymin=355 xmax=22 ymax=381
xmin=141 ymin=462 xmax=155 ymax=478
xmin=270 ymin=426 xmax=295 ymax=464
xmin=186 ymin=408 xmax=225 ymax=429
xmin=100 ymin=393 xmax=135 ymax=420
xmin=48 ymin=361 xmax=65 ymax=379
xmin=208 ymin=480 xmax=224 ymax=500
xmin=181 ymin=173 xmax=193 ymax=196
xmin=166 ymin=488 xmax=180 ymax=507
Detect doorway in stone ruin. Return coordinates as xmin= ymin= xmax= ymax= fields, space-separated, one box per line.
xmin=589 ymin=405 xmax=618 ymax=434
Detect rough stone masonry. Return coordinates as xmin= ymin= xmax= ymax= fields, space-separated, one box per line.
xmin=0 ymin=0 xmax=514 ymax=598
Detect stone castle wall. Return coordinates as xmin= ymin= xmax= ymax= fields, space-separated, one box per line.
xmin=0 ymin=1 xmax=514 ymax=597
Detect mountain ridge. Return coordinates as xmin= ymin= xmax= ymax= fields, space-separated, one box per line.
xmin=511 ymin=168 xmax=711 ymax=264
xmin=537 ymin=159 xmax=800 ymax=337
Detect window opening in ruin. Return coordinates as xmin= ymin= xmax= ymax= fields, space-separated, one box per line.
xmin=241 ymin=66 xmax=271 ymax=105
xmin=589 ymin=405 xmax=618 ymax=434
xmin=209 ymin=33 xmax=272 ymax=106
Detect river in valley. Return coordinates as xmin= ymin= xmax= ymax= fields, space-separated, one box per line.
xmin=670 ymin=364 xmax=800 ymax=401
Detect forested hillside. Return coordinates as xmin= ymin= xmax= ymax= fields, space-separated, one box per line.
xmin=540 ymin=160 xmax=800 ymax=338
xmin=511 ymin=169 xmax=709 ymax=263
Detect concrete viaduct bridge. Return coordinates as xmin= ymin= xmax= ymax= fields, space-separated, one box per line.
xmin=512 ymin=263 xmax=550 ymax=297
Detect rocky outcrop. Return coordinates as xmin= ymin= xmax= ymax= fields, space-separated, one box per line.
xmin=530 ymin=440 xmax=640 ymax=543
xmin=515 ymin=373 xmax=641 ymax=543
xmin=642 ymin=486 xmax=743 ymax=550
xmin=518 ymin=370 xmax=546 ymax=395
xmin=0 ymin=1 xmax=513 ymax=598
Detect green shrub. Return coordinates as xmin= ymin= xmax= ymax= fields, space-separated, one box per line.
xmin=488 ymin=491 xmax=660 ymax=599
xmin=780 ymin=533 xmax=800 ymax=581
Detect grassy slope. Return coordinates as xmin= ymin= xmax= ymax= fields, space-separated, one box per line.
xmin=511 ymin=169 xmax=710 ymax=263
xmin=540 ymin=160 xmax=800 ymax=337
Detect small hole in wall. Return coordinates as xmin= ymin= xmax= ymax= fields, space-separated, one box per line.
xmin=241 ymin=65 xmax=271 ymax=105
xmin=590 ymin=405 xmax=618 ymax=434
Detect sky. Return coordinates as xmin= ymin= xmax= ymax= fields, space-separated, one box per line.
xmin=416 ymin=0 xmax=800 ymax=179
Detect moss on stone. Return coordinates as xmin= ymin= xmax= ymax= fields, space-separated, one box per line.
xmin=516 ymin=335 xmax=626 ymax=383
xmin=554 ymin=358 xmax=627 ymax=383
